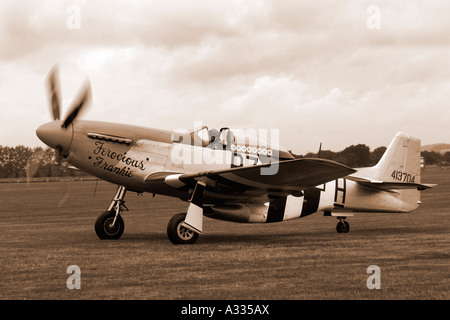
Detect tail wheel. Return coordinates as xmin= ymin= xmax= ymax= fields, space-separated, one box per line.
xmin=95 ymin=210 xmax=125 ymax=239
xmin=336 ymin=220 xmax=350 ymax=233
xmin=167 ymin=213 xmax=199 ymax=244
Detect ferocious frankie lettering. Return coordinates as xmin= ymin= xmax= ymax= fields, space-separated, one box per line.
xmin=91 ymin=141 xmax=146 ymax=177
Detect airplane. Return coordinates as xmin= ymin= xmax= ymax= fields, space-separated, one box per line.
xmin=36 ymin=67 xmax=436 ymax=244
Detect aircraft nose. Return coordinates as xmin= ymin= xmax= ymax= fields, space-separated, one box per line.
xmin=36 ymin=121 xmax=73 ymax=153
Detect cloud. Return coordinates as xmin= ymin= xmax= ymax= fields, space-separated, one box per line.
xmin=221 ymin=75 xmax=307 ymax=118
xmin=1 ymin=0 xmax=450 ymax=152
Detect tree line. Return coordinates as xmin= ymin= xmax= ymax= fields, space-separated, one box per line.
xmin=421 ymin=151 xmax=450 ymax=166
xmin=0 ymin=146 xmax=86 ymax=179
xmin=292 ymin=144 xmax=387 ymax=167
xmin=1 ymin=144 xmax=447 ymax=179
xmin=293 ymin=144 xmax=450 ymax=167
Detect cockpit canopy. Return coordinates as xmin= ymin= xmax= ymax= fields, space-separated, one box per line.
xmin=171 ymin=126 xmax=294 ymax=160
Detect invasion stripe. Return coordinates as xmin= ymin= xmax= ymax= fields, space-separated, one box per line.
xmin=266 ymin=197 xmax=287 ymax=223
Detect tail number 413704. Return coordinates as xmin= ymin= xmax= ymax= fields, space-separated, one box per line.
xmin=391 ymin=170 xmax=416 ymax=183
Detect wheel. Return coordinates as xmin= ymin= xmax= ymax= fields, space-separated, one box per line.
xmin=336 ymin=220 xmax=350 ymax=233
xmin=167 ymin=213 xmax=199 ymax=244
xmin=95 ymin=210 xmax=125 ymax=239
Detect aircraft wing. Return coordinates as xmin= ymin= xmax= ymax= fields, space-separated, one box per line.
xmin=146 ymin=158 xmax=356 ymax=198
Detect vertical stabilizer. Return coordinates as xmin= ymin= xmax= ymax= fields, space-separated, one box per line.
xmin=372 ymin=132 xmax=421 ymax=183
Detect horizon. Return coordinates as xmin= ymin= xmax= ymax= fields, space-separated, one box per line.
xmin=1 ymin=135 xmax=448 ymax=156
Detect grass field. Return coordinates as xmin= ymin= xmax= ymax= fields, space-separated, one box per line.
xmin=0 ymin=168 xmax=448 ymax=300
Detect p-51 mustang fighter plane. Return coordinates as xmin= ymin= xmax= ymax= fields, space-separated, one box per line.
xmin=36 ymin=67 xmax=435 ymax=244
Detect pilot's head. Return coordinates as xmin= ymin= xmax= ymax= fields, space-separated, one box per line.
xmin=208 ymin=129 xmax=219 ymax=143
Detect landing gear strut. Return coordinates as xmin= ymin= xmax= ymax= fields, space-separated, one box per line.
xmin=336 ymin=217 xmax=350 ymax=233
xmin=95 ymin=186 xmax=128 ymax=239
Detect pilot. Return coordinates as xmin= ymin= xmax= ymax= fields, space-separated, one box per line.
xmin=208 ymin=128 xmax=221 ymax=149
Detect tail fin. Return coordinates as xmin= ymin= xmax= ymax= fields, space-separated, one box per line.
xmin=354 ymin=132 xmax=432 ymax=188
xmin=373 ymin=132 xmax=421 ymax=184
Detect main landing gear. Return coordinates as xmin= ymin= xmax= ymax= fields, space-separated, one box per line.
xmin=167 ymin=213 xmax=199 ymax=244
xmin=95 ymin=186 xmax=128 ymax=239
xmin=167 ymin=181 xmax=206 ymax=245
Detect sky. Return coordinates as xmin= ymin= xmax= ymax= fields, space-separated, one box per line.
xmin=0 ymin=0 xmax=449 ymax=155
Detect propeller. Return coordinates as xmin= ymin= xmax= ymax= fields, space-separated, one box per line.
xmin=48 ymin=66 xmax=61 ymax=121
xmin=61 ymin=81 xmax=92 ymax=128
xmin=25 ymin=146 xmax=72 ymax=208
xmin=31 ymin=66 xmax=91 ymax=207
xmin=43 ymin=65 xmax=92 ymax=163
xmin=46 ymin=65 xmax=92 ymax=128
xmin=26 ymin=148 xmax=45 ymax=186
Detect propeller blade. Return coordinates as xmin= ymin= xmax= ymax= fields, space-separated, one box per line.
xmin=47 ymin=66 xmax=61 ymax=121
xmin=26 ymin=148 xmax=45 ymax=186
xmin=61 ymin=81 xmax=91 ymax=128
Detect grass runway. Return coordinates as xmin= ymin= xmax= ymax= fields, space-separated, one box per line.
xmin=0 ymin=168 xmax=448 ymax=300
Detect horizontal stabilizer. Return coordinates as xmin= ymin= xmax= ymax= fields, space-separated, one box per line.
xmin=347 ymin=176 xmax=436 ymax=191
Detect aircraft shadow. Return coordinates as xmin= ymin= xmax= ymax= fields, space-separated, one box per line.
xmin=114 ymin=226 xmax=427 ymax=245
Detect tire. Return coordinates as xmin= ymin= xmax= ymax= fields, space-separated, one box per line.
xmin=336 ymin=220 xmax=350 ymax=233
xmin=95 ymin=210 xmax=125 ymax=240
xmin=167 ymin=213 xmax=199 ymax=244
